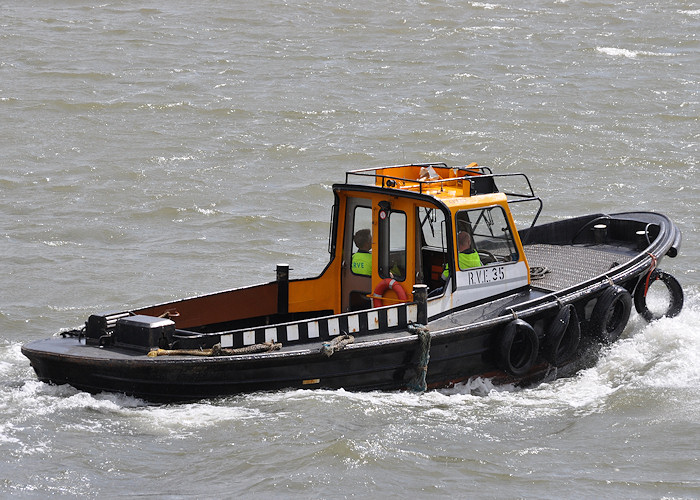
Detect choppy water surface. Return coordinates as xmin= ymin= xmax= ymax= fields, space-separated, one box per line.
xmin=1 ymin=1 xmax=698 ymax=498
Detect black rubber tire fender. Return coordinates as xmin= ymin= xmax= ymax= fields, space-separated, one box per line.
xmin=633 ymin=270 xmax=684 ymax=322
xmin=497 ymin=319 xmax=539 ymax=377
xmin=589 ymin=285 xmax=632 ymax=344
xmin=544 ymin=304 xmax=581 ymax=366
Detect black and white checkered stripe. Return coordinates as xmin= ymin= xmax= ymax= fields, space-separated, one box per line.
xmin=219 ymin=304 xmax=418 ymax=348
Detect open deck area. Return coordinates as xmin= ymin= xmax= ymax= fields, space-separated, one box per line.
xmin=524 ymin=243 xmax=636 ymax=292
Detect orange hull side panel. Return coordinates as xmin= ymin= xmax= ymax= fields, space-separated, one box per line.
xmin=135 ymin=283 xmax=279 ymax=330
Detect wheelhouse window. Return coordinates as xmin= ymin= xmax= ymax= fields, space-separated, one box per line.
xmin=379 ymin=210 xmax=406 ymax=281
xmin=455 ymin=206 xmax=518 ymax=268
xmin=417 ymin=205 xmax=449 ymax=289
xmin=350 ymin=206 xmax=372 ymax=276
xmin=419 ymin=206 xmax=447 ymax=250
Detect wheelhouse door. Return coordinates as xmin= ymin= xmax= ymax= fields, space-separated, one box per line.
xmin=341 ymin=197 xmax=373 ymax=312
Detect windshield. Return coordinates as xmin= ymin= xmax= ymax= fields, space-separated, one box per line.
xmin=456 ymin=206 xmax=518 ymax=265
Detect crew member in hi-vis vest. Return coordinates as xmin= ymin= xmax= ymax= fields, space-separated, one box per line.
xmin=442 ymin=231 xmax=482 ymax=280
xmin=351 ymin=229 xmax=372 ymax=276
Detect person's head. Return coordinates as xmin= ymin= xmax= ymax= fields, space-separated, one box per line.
xmin=457 ymin=231 xmax=472 ymax=252
xmin=354 ymin=229 xmax=371 ymax=251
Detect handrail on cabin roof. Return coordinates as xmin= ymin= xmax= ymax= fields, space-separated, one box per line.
xmin=343 ymin=163 xmax=539 ymax=200
xmin=345 ymin=163 xmax=493 ymax=194
xmin=342 ymin=163 xmax=543 ymax=233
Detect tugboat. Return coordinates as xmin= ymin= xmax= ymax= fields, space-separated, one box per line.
xmin=22 ymin=163 xmax=684 ymax=401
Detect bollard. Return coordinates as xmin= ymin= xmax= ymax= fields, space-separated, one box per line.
xmin=276 ymin=264 xmax=289 ymax=315
xmin=593 ymin=224 xmax=608 ymax=244
xmin=412 ymin=284 xmax=428 ymax=325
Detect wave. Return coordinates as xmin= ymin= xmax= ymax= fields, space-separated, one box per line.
xmin=596 ymin=47 xmax=678 ymax=59
xmin=471 ymin=2 xmax=501 ymax=10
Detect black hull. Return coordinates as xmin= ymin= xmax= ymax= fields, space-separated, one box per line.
xmin=23 ymin=319 xmax=493 ymax=402
xmin=19 ymin=275 xmax=640 ymax=402
xmin=21 ymin=317 xmax=555 ymax=402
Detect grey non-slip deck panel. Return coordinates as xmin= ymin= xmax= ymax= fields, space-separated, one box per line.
xmin=525 ymin=243 xmax=634 ymax=292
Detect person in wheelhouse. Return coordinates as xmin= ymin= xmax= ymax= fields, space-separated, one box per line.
xmin=442 ymin=231 xmax=483 ymax=281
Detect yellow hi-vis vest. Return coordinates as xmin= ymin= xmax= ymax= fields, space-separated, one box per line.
xmin=351 ymin=251 xmax=372 ymax=276
xmin=442 ymin=251 xmax=482 ymax=280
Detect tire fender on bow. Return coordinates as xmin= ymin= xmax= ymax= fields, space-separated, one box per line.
xmin=588 ymin=285 xmax=632 ymax=344
xmin=633 ymin=269 xmax=683 ymax=322
xmin=543 ymin=304 xmax=581 ymax=367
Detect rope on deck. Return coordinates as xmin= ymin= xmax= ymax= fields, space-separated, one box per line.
xmin=529 ymin=266 xmax=551 ymax=280
xmin=320 ymin=334 xmax=355 ymax=357
xmin=148 ymin=341 xmax=281 ymax=357
xmin=407 ymin=323 xmax=431 ymax=392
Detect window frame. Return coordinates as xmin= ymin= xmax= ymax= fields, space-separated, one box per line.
xmin=454 ymin=205 xmax=519 ymax=270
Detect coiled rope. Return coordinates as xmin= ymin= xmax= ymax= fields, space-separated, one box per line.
xmin=320 ymin=334 xmax=354 ymax=357
xmin=529 ymin=266 xmax=550 ymax=280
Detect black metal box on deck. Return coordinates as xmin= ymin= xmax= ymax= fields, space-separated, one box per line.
xmin=114 ymin=315 xmax=175 ymax=351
